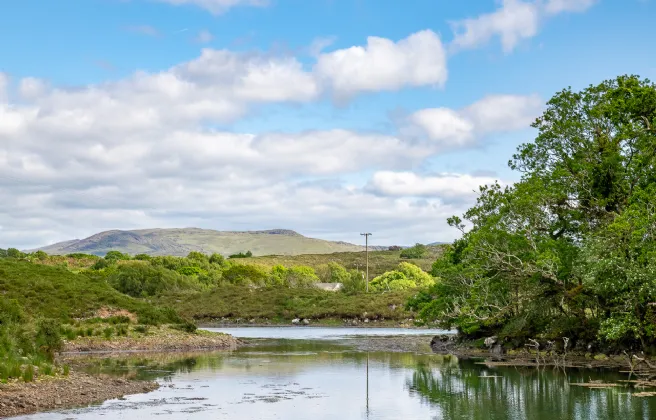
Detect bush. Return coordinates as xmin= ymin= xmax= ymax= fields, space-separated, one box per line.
xmin=134 ymin=254 xmax=152 ymax=261
xmin=187 ymin=251 xmax=208 ymax=262
xmin=134 ymin=325 xmax=149 ymax=334
xmin=222 ymin=264 xmax=269 ymax=286
xmin=103 ymin=327 xmax=114 ymax=339
xmin=228 ymin=251 xmax=253 ymax=259
xmin=172 ymin=320 xmax=197 ymax=334
xmin=104 ymin=250 xmax=130 ymax=261
xmin=400 ymin=243 xmax=427 ymax=259
xmin=0 ymin=299 xmax=25 ymax=325
xmin=35 ymin=318 xmax=63 ymax=359
xmin=22 ymin=365 xmax=35 ymax=382
xmin=7 ymin=248 xmax=26 ymax=259
xmin=209 ymin=253 xmax=225 ymax=265
xmin=370 ymin=262 xmax=435 ymax=292
xmin=91 ymin=258 xmax=111 ymax=270
xmin=115 ymin=324 xmax=129 ymax=336
xmin=109 ymin=264 xmax=202 ymax=297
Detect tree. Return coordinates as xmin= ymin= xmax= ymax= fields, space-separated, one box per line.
xmin=411 ymin=75 xmax=656 ymax=348
xmin=370 ymin=262 xmax=435 ymax=292
xmin=104 ymin=250 xmax=130 ymax=261
xmin=400 ymin=243 xmax=427 ymax=259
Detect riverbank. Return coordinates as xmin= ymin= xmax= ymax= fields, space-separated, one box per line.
xmin=63 ymin=326 xmax=241 ymax=353
xmin=429 ymin=335 xmax=656 ymax=374
xmin=0 ymin=372 xmax=159 ymax=418
xmin=197 ymin=317 xmax=423 ymax=328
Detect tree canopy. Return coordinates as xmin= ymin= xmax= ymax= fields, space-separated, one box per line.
xmin=410 ymin=75 xmax=656 ymax=351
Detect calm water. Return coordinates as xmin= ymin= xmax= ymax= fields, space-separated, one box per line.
xmin=11 ymin=327 xmax=656 ymax=420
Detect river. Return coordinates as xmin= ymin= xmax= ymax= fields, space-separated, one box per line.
xmin=11 ymin=327 xmax=656 ymax=420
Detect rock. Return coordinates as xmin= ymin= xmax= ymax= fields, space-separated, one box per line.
xmin=292 ymin=318 xmax=300 ymax=325
xmin=364 ymin=318 xmax=369 ymax=323
xmin=484 ymin=336 xmax=497 ymax=348
xmin=430 ymin=334 xmax=456 ymax=353
xmin=302 ymin=319 xmax=310 ymax=325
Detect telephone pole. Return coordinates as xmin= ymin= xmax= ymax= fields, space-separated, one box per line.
xmin=360 ymin=233 xmax=372 ymax=292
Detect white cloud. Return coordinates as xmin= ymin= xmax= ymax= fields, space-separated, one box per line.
xmin=195 ymin=29 xmax=214 ymax=43
xmin=0 ymin=72 xmax=8 ymax=102
xmin=406 ymin=94 xmax=543 ymax=148
xmin=19 ymin=77 xmax=48 ymax=99
xmin=461 ymin=94 xmax=543 ymax=132
xmin=0 ymin=33 xmax=542 ymax=249
xmin=450 ymin=0 xmax=597 ymax=53
xmin=154 ymin=0 xmax=268 ymax=15
xmin=314 ymin=30 xmax=448 ymax=98
xmin=543 ymin=0 xmax=597 ymax=15
xmin=367 ymin=171 xmax=502 ymax=198
xmin=450 ymin=0 xmax=540 ymax=53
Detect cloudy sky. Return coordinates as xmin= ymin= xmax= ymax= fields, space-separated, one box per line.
xmin=1 ymin=0 xmax=655 ymax=249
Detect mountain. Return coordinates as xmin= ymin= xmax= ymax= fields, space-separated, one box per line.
xmin=33 ymin=228 xmax=368 ymax=257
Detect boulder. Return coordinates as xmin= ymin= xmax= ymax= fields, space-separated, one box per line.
xmin=302 ymin=319 xmax=310 ymax=325
xmin=292 ymin=318 xmax=300 ymax=325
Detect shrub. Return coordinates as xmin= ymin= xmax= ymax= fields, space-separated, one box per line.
xmin=222 ymin=264 xmax=269 ymax=286
xmin=228 ymin=251 xmax=252 ymax=259
xmin=134 ymin=325 xmax=149 ymax=334
xmin=172 ymin=320 xmax=197 ymax=334
xmin=35 ymin=318 xmax=63 ymax=359
xmin=400 ymin=243 xmax=427 ymax=259
xmin=134 ymin=254 xmax=152 ymax=261
xmin=91 ymin=258 xmax=110 ymax=270
xmin=103 ymin=327 xmax=114 ymax=339
xmin=186 ymin=251 xmax=208 ymax=262
xmin=7 ymin=248 xmax=26 ymax=259
xmin=285 ymin=266 xmax=319 ymax=288
xmin=104 ymin=250 xmax=130 ymax=261
xmin=0 ymin=299 xmax=25 ymax=325
xmin=109 ymin=264 xmax=200 ymax=297
xmin=370 ymin=263 xmax=435 ymax=292
xmin=22 ymin=365 xmax=35 ymax=382
xmin=209 ymin=253 xmax=225 ymax=265
xmin=178 ymin=266 xmax=204 ymax=276
xmin=115 ymin=324 xmax=129 ymax=336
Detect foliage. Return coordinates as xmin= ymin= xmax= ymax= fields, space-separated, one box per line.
xmin=400 ymin=243 xmax=428 ymax=259
xmin=410 ymin=75 xmax=656 ymax=351
xmin=370 ymin=262 xmax=435 ymax=292
xmin=35 ymin=318 xmax=63 ymax=359
xmin=228 ymin=251 xmax=253 ymax=259
xmin=104 ymin=250 xmax=131 ymax=261
xmin=160 ymin=285 xmax=414 ymax=321
xmin=222 ymin=263 xmax=269 ymax=286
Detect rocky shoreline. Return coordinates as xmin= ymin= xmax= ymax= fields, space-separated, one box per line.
xmin=0 ymin=329 xmax=241 ymax=419
xmin=63 ymin=327 xmax=241 ymax=353
xmin=0 ymin=372 xmax=159 ymax=418
xmin=429 ymin=335 xmax=656 ymax=373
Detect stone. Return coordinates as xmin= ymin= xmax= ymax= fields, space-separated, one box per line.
xmin=302 ymin=319 xmax=310 ymax=325
xmin=291 ymin=318 xmax=300 ymax=325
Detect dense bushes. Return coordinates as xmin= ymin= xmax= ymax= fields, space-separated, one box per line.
xmin=370 ymin=262 xmax=436 ymax=292
xmin=400 ymin=243 xmax=427 ymax=259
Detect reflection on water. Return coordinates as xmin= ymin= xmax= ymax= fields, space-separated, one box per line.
xmin=11 ymin=333 xmax=656 ymax=420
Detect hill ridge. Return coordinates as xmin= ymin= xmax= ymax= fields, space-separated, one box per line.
xmin=33 ymin=227 xmax=366 ymax=257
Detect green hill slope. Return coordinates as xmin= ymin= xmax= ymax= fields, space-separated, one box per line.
xmin=33 ymin=228 xmax=367 ymax=257
xmin=0 ymin=258 xmax=177 ymax=323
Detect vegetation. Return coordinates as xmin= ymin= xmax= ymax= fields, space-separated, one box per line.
xmin=228 ymin=250 xmax=253 ymax=259
xmin=408 ymin=75 xmax=656 ymax=353
xmin=370 ymin=262 xmax=436 ymax=292
xmin=400 ymin=243 xmax=428 ymax=259
xmin=159 ymin=285 xmax=413 ymax=322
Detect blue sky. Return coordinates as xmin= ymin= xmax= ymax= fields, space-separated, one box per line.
xmin=0 ymin=0 xmax=655 ymax=248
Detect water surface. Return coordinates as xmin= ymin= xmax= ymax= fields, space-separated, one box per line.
xmin=12 ymin=327 xmax=656 ymax=420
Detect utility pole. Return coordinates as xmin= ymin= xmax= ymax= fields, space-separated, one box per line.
xmin=360 ymin=233 xmax=372 ymax=292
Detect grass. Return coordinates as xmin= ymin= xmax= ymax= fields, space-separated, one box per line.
xmin=159 ymin=285 xmax=415 ymax=322
xmin=0 ymin=258 xmax=180 ymax=323
xmin=231 ymin=247 xmax=444 ymax=279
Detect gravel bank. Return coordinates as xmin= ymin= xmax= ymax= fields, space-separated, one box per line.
xmin=0 ymin=372 xmax=158 ymax=418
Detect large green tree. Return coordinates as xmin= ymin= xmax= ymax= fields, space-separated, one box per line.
xmin=411 ymin=75 xmax=656 ymax=350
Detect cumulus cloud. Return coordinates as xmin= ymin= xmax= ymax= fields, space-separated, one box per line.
xmin=0 ymin=32 xmax=540 ymax=249
xmin=154 ymin=0 xmax=268 ymax=15
xmin=314 ymin=30 xmax=448 ymax=99
xmin=450 ymin=0 xmax=597 ymax=53
xmin=366 ymin=171 xmax=503 ymax=199
xmin=0 ymin=72 xmax=8 ymax=102
xmin=406 ymin=94 xmax=543 ymax=148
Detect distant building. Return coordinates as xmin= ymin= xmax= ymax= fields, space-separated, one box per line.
xmin=314 ymin=283 xmax=343 ymax=292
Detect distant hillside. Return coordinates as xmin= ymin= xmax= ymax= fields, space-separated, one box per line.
xmin=33 ymin=228 xmax=368 ymax=257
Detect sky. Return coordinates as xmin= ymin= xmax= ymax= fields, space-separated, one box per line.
xmin=0 ymin=0 xmax=655 ymax=249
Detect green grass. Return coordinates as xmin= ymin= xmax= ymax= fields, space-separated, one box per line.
xmin=160 ymin=285 xmax=415 ymax=322
xmin=0 ymin=259 xmax=182 ymax=324
xmin=232 ymin=247 xmax=444 ymax=279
